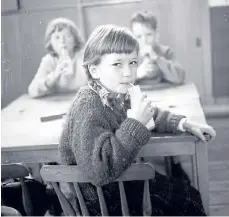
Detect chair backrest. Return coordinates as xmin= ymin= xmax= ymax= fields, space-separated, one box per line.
xmin=1 ymin=206 xmax=22 ymax=216
xmin=40 ymin=162 xmax=155 ymax=216
xmin=1 ymin=164 xmax=33 ymax=216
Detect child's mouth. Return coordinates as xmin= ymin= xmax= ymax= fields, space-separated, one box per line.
xmin=120 ymin=82 xmax=132 ymax=86
xmin=61 ymin=46 xmax=67 ymax=50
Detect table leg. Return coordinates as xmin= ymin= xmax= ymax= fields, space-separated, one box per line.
xmin=195 ymin=140 xmax=209 ymax=215
xmin=191 ymin=155 xmax=198 ymax=189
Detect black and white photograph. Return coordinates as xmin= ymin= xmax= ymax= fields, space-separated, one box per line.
xmin=1 ymin=0 xmax=229 ymax=216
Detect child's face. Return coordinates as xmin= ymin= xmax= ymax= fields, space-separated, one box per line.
xmin=51 ymin=28 xmax=75 ymax=56
xmin=132 ymin=22 xmax=157 ymax=50
xmin=90 ymin=52 xmax=138 ymax=94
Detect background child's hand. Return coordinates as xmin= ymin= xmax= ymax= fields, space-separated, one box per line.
xmin=183 ymin=120 xmax=216 ymax=142
xmin=56 ymin=59 xmax=73 ymax=77
xmin=45 ymin=59 xmax=73 ymax=88
xmin=137 ymin=58 xmax=160 ymax=80
xmin=44 ymin=65 xmax=64 ymax=88
xmin=127 ymin=86 xmax=154 ymax=126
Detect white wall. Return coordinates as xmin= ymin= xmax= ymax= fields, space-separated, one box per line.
xmin=209 ymin=0 xmax=229 ymax=7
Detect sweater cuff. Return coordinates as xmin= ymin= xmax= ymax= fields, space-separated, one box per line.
xmin=120 ymin=118 xmax=151 ymax=146
xmin=168 ymin=114 xmax=186 ymax=133
xmin=177 ymin=118 xmax=188 ymax=132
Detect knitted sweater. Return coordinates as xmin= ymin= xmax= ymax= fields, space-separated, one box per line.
xmin=59 ymin=86 xmax=185 ymax=187
xmin=137 ymin=43 xmax=185 ymax=85
xmin=28 ymin=49 xmax=88 ymax=98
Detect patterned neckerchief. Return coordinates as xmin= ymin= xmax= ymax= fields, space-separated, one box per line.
xmin=88 ymin=80 xmax=130 ymax=113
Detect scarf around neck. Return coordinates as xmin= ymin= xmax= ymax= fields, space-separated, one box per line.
xmin=88 ymin=80 xmax=131 ymax=113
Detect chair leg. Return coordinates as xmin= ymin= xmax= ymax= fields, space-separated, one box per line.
xmin=165 ymin=156 xmax=172 ymax=177
xmin=166 ymin=156 xmax=191 ymax=182
xmin=191 ymin=155 xmax=198 ymax=188
xmin=22 ymin=163 xmax=43 ymax=183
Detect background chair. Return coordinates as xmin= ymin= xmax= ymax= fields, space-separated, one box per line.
xmin=1 ymin=164 xmax=33 ymax=216
xmin=1 ymin=206 xmax=22 ymax=216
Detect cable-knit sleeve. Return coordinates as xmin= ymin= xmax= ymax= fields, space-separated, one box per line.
xmin=65 ymin=92 xmax=151 ymax=186
xmin=152 ymin=107 xmax=186 ymax=133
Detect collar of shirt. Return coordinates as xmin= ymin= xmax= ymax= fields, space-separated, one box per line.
xmin=88 ymin=80 xmax=130 ymax=112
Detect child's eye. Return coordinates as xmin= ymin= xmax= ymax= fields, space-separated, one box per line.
xmin=130 ymin=60 xmax=138 ymax=65
xmin=112 ymin=63 xmax=121 ymax=67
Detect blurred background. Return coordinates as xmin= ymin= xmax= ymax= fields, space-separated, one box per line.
xmin=1 ymin=0 xmax=229 ymax=215
xmin=1 ymin=0 xmax=229 ymax=110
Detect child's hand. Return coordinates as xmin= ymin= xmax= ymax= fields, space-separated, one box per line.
xmin=45 ymin=59 xmax=73 ymax=88
xmin=56 ymin=59 xmax=73 ymax=77
xmin=45 ymin=65 xmax=64 ymax=88
xmin=127 ymin=86 xmax=154 ymax=126
xmin=183 ymin=120 xmax=216 ymax=142
xmin=137 ymin=59 xmax=159 ymax=80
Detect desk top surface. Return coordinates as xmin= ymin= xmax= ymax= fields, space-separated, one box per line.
xmin=1 ymin=83 xmax=205 ymax=151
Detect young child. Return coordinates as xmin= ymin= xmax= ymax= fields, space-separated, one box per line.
xmin=131 ymin=11 xmax=188 ymax=180
xmin=28 ymin=17 xmax=88 ymax=98
xmin=59 ymin=25 xmax=215 ymax=215
xmin=131 ymin=11 xmax=185 ymax=86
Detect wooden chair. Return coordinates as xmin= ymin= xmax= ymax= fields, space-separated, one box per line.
xmin=1 ymin=164 xmax=33 ymax=216
xmin=1 ymin=206 xmax=22 ymax=216
xmin=40 ymin=162 xmax=155 ymax=216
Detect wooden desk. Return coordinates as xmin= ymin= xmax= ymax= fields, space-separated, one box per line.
xmin=1 ymin=99 xmax=206 ymax=161
xmin=1 ymin=83 xmax=209 ymax=214
xmin=1 ymin=83 xmax=205 ymax=163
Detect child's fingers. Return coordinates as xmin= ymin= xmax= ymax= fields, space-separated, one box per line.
xmin=143 ymin=98 xmax=151 ymax=108
xmin=208 ymin=127 xmax=216 ymax=138
xmin=60 ymin=60 xmax=69 ymax=67
xmin=191 ymin=127 xmax=206 ymax=142
xmin=59 ymin=58 xmax=66 ymax=64
xmin=203 ymin=127 xmax=216 ymax=140
xmin=141 ymin=93 xmax=147 ymax=101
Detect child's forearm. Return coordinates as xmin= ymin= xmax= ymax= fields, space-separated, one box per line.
xmin=156 ymin=57 xmax=185 ymax=84
xmin=28 ymin=55 xmax=58 ymax=98
xmin=28 ymin=76 xmax=54 ymax=98
xmin=153 ymin=107 xmax=186 ymax=133
xmin=45 ymin=71 xmax=60 ymax=88
xmin=72 ymin=110 xmax=151 ymax=186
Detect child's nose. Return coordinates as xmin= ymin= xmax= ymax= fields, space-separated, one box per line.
xmin=60 ymin=36 xmax=66 ymax=44
xmin=123 ymin=66 xmax=132 ymax=77
xmin=143 ymin=36 xmax=147 ymax=44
